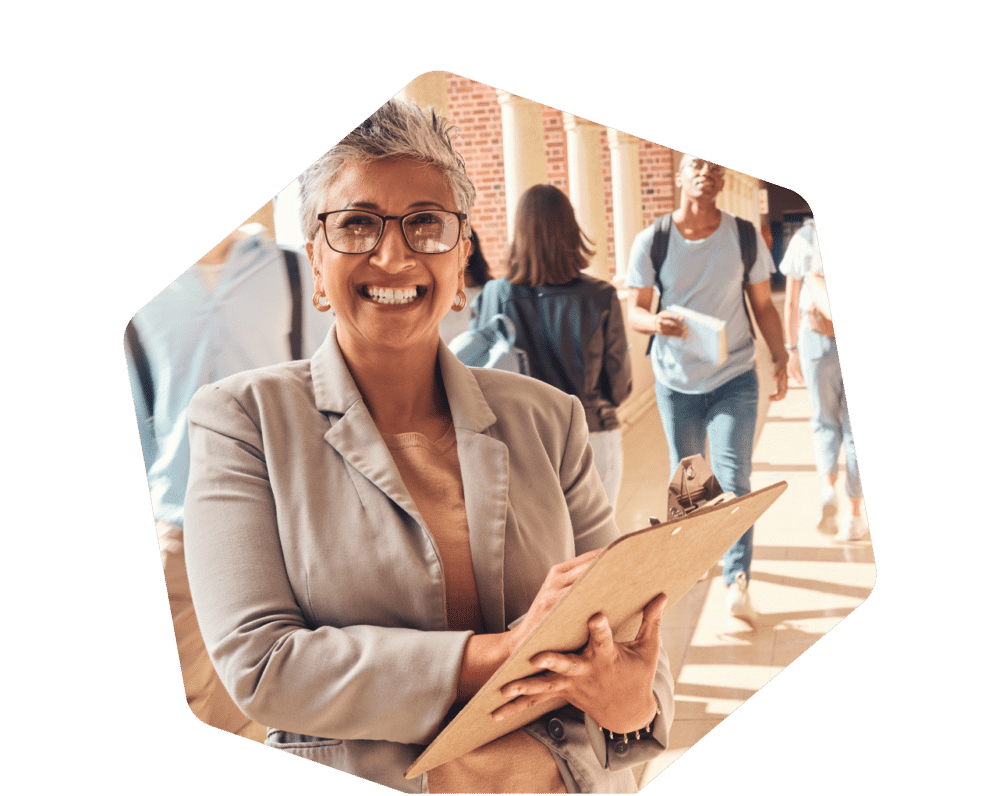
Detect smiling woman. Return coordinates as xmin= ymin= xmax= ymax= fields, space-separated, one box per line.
xmin=306 ymin=157 xmax=470 ymax=384
xmin=182 ymin=98 xmax=674 ymax=794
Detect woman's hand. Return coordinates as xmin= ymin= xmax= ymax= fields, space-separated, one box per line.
xmin=655 ymin=311 xmax=688 ymax=338
xmin=492 ymin=593 xmax=669 ymax=733
xmin=457 ymin=549 xmax=603 ymax=701
xmin=507 ymin=548 xmax=604 ymax=651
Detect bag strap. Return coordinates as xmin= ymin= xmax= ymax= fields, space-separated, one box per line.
xmin=734 ymin=216 xmax=758 ymax=339
xmin=125 ymin=319 xmax=155 ymax=420
xmin=282 ymin=248 xmax=303 ymax=360
xmin=644 ymin=214 xmax=673 ymax=355
xmin=650 ymin=214 xmax=673 ymax=314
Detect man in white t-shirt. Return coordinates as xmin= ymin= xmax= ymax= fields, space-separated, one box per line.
xmin=625 ymin=154 xmax=788 ymax=620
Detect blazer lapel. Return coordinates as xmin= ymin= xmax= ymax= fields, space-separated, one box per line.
xmin=311 ymin=330 xmax=423 ymax=518
xmin=439 ymin=343 xmax=510 ymax=634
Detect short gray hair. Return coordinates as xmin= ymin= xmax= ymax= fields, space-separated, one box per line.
xmin=298 ymin=98 xmax=476 ymax=242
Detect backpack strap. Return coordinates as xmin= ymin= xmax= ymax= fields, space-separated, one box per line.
xmin=734 ymin=216 xmax=758 ymax=339
xmin=644 ymin=214 xmax=673 ymax=355
xmin=282 ymin=248 xmax=303 ymax=360
xmin=125 ymin=319 xmax=155 ymax=420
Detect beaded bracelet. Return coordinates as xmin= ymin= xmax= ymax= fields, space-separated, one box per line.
xmin=600 ymin=707 xmax=660 ymax=744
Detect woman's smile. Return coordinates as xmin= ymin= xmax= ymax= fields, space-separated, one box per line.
xmin=359 ymin=284 xmax=425 ymax=305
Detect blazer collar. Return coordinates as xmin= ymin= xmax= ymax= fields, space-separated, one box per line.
xmin=310 ymin=327 xmax=366 ymax=416
xmin=310 ymin=325 xmax=498 ymax=433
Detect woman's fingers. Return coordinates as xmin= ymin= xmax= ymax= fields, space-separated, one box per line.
xmin=633 ymin=593 xmax=669 ymax=648
xmin=510 ymin=548 xmax=605 ymax=649
xmin=553 ymin=548 xmax=601 ymax=580
xmin=491 ymin=691 xmax=561 ymax=722
xmin=530 ymin=651 xmax=589 ymax=676
xmin=539 ymin=548 xmax=601 ymax=599
xmin=501 ymin=672 xmax=566 ymax=699
xmin=586 ymin=613 xmax=615 ymax=658
xmin=493 ymin=673 xmax=567 ymax=721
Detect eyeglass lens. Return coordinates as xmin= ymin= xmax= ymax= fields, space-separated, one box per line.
xmin=688 ymin=159 xmax=724 ymax=175
xmin=323 ymin=210 xmax=461 ymax=254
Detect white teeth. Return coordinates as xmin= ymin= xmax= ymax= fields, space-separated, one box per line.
xmin=365 ymin=286 xmax=419 ymax=305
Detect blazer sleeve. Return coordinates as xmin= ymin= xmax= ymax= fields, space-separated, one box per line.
xmin=184 ymin=384 xmax=470 ymax=746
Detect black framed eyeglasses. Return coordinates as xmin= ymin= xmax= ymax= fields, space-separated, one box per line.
xmin=317 ymin=209 xmax=468 ymax=254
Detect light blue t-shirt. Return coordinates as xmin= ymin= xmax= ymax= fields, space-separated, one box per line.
xmin=128 ymin=233 xmax=334 ymax=527
xmin=625 ymin=212 xmax=773 ymax=394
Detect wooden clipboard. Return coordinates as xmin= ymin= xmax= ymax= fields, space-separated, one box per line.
xmin=405 ymin=466 xmax=787 ymax=779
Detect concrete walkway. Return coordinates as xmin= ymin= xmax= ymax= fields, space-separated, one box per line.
xmin=614 ymin=376 xmax=876 ymax=789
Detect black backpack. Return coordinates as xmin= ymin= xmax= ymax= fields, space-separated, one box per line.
xmin=125 ymin=248 xmax=303 ymax=423
xmin=644 ymin=214 xmax=757 ymax=355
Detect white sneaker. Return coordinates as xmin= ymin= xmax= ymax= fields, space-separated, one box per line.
xmin=726 ymin=571 xmax=757 ymax=620
xmin=837 ymin=515 xmax=869 ymax=542
xmin=817 ymin=484 xmax=839 ymax=533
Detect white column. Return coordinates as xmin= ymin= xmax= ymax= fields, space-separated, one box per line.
xmin=395 ymin=71 xmax=449 ymax=115
xmin=607 ymin=128 xmax=643 ymax=283
xmin=496 ymin=91 xmax=547 ymax=239
xmin=563 ymin=113 xmax=609 ymax=280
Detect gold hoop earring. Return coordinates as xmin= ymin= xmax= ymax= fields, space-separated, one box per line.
xmin=451 ymin=290 xmax=467 ymax=312
xmin=312 ymin=291 xmax=331 ymax=312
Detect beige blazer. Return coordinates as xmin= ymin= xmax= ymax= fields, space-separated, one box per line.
xmin=184 ymin=329 xmax=673 ymax=793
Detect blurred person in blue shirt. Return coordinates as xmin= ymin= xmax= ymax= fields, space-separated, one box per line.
xmin=125 ymin=222 xmax=333 ymax=739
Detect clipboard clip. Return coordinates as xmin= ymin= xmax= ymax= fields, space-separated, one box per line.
xmin=648 ymin=454 xmax=733 ymax=526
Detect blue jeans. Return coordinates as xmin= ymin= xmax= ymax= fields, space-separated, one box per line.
xmin=799 ymin=325 xmax=862 ymax=500
xmin=655 ymin=368 xmax=758 ymax=585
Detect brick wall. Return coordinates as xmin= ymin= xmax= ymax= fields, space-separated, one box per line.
xmin=638 ymin=139 xmax=676 ymax=228
xmin=543 ymin=107 xmax=568 ymax=193
xmin=445 ymin=74 xmax=675 ymax=281
xmin=444 ymin=76 xmax=508 ymax=275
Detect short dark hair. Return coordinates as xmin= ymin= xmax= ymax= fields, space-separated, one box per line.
xmin=465 ymin=228 xmax=490 ymax=287
xmin=506 ymin=184 xmax=594 ymax=287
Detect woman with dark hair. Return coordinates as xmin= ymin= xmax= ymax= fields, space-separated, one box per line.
xmin=469 ymin=184 xmax=632 ymax=508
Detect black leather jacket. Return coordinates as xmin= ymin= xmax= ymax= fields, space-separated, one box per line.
xmin=470 ymin=275 xmax=632 ymax=432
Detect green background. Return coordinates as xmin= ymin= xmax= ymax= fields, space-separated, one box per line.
xmin=0 ymin=2 xmax=976 ymax=794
